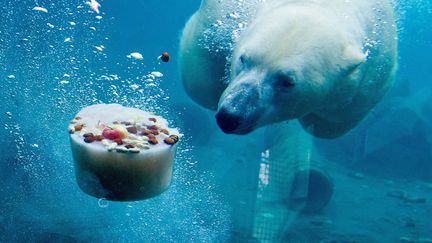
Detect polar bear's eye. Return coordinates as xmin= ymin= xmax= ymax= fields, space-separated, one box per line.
xmin=240 ymin=56 xmax=245 ymax=64
xmin=239 ymin=54 xmax=246 ymax=64
xmin=275 ymin=74 xmax=295 ymax=90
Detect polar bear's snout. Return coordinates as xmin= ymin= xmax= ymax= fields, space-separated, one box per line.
xmin=216 ymin=107 xmax=260 ymax=135
xmin=215 ymin=108 xmax=242 ymax=133
xmin=216 ymin=81 xmax=263 ymax=134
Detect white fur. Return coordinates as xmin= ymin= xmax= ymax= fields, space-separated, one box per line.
xmin=179 ymin=0 xmax=397 ymax=138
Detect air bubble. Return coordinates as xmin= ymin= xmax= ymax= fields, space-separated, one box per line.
xmin=98 ymin=198 xmax=109 ymax=208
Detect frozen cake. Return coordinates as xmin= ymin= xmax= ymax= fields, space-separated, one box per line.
xmin=69 ymin=104 xmax=180 ymax=201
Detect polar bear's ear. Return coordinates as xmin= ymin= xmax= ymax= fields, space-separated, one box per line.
xmin=342 ymin=45 xmax=367 ymax=74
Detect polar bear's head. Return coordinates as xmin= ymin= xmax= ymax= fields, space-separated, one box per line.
xmin=215 ymin=7 xmax=366 ymax=134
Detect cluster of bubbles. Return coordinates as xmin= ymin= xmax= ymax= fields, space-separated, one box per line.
xmin=197 ymin=0 xmax=266 ymax=84
xmin=0 ymin=0 xmax=229 ymax=241
xmin=393 ymin=0 xmax=432 ymax=37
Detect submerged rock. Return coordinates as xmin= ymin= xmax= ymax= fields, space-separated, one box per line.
xmin=387 ymin=190 xmax=427 ymax=204
xmin=404 ymin=196 xmax=427 ymax=204
xmin=400 ymin=236 xmax=432 ymax=243
xmin=403 ymin=217 xmax=416 ymax=228
xmin=348 ymin=172 xmax=365 ymax=180
xmin=387 ymin=190 xmax=407 ymax=200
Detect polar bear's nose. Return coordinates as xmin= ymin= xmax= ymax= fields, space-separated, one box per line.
xmin=215 ymin=109 xmax=241 ymax=133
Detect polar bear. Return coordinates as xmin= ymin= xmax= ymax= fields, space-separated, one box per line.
xmin=179 ymin=0 xmax=397 ymax=138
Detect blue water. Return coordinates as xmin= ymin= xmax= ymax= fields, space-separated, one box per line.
xmin=0 ymin=0 xmax=431 ymax=242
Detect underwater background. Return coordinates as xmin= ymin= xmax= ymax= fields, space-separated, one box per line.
xmin=0 ymin=0 xmax=431 ymax=242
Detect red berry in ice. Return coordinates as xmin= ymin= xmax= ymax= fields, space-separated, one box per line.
xmin=102 ymin=128 xmax=121 ymax=140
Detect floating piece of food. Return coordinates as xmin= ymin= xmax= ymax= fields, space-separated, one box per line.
xmin=69 ymin=104 xmax=180 ymax=201
xmin=86 ymin=0 xmax=101 ymax=14
xmin=150 ymin=71 xmax=163 ymax=78
xmin=160 ymin=52 xmax=170 ymax=62
xmin=127 ymin=52 xmax=143 ymax=60
xmin=32 ymin=6 xmax=48 ymax=13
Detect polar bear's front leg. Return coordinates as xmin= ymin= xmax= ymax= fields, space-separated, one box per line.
xmin=299 ymin=113 xmax=362 ymax=139
xmin=179 ymin=13 xmax=229 ymax=110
